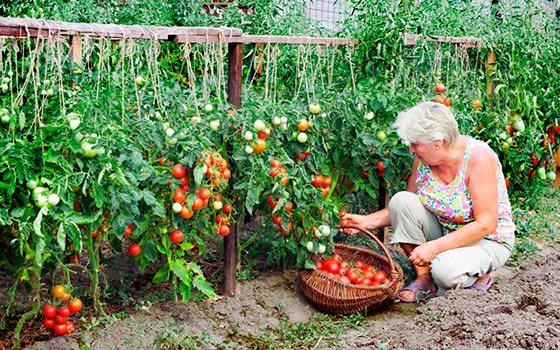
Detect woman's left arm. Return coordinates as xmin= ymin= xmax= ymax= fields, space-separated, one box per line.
xmin=436 ymin=145 xmax=499 ymax=250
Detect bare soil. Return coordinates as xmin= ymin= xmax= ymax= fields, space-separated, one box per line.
xmin=13 ymin=243 xmax=560 ymax=350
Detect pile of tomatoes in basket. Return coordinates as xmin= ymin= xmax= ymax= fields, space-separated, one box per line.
xmin=316 ymin=253 xmax=390 ymax=287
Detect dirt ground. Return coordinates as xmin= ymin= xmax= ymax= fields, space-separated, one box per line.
xmin=17 ymin=242 xmax=560 ymax=350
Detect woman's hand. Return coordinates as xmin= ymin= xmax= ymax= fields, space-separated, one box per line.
xmin=339 ymin=213 xmax=370 ymax=235
xmin=408 ymin=241 xmax=440 ymax=267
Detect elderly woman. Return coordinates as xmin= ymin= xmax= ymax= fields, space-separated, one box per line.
xmin=343 ymin=101 xmax=515 ymax=303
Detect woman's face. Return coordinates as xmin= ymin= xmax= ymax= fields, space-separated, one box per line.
xmin=409 ymin=141 xmax=439 ymax=165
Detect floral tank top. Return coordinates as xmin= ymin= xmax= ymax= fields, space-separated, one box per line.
xmin=416 ymin=137 xmax=515 ymax=248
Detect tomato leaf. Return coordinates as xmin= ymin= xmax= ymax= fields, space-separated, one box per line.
xmin=56 ymin=222 xmax=66 ymax=252
xmin=142 ymin=190 xmax=165 ymax=217
xmin=192 ymin=275 xmax=216 ymax=299
xmin=152 ymin=263 xmax=170 ymax=283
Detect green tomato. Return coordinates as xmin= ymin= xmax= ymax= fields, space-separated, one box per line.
xmin=47 ymin=194 xmax=60 ymax=206
xmin=81 ymin=142 xmax=99 ymax=158
xmin=317 ymin=243 xmax=326 ymax=254
xmin=309 ymin=103 xmax=321 ymax=115
xmin=254 ymin=119 xmax=266 ymax=131
xmin=297 ymin=132 xmax=308 ymax=143
xmin=546 ymin=171 xmax=557 ymax=181
xmin=512 ymin=118 xmax=525 ymax=132
xmin=306 ymin=241 xmax=314 ymax=253
xmin=209 ymin=120 xmax=220 ymax=131
xmin=536 ymin=167 xmax=546 ymax=180
xmin=27 ymin=180 xmax=38 ymax=189
xmin=172 ymin=202 xmax=183 ymax=213
xmin=318 ymin=225 xmax=331 ymax=237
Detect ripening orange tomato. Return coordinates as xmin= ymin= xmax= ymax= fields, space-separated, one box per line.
xmin=52 ymin=285 xmax=66 ymax=299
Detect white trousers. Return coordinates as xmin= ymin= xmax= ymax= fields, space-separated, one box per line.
xmin=388 ymin=191 xmax=512 ymax=290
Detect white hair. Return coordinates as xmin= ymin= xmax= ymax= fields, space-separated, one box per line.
xmin=392 ymin=101 xmax=459 ymax=147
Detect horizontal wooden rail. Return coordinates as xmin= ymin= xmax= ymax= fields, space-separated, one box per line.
xmin=0 ymin=17 xmax=358 ymax=46
xmin=0 ymin=17 xmax=242 ymax=41
xmin=403 ymin=32 xmax=482 ymax=48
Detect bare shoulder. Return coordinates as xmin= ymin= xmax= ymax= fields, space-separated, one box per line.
xmin=468 ymin=139 xmax=498 ymax=170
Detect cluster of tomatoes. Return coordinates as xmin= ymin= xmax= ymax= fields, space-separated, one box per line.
xmin=316 ymin=253 xmax=390 ymax=287
xmin=243 ymin=119 xmax=271 ymax=155
xmin=267 ymin=195 xmax=294 ymax=236
xmin=41 ymin=285 xmax=83 ymax=336
xmin=168 ymin=151 xmax=233 ymax=237
xmin=432 ymin=83 xmax=451 ymax=107
xmin=311 ymin=174 xmax=332 ymax=197
xmin=268 ymin=159 xmax=288 ymax=185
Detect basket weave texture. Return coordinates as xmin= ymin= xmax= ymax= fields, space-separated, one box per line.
xmin=298 ymin=228 xmax=404 ymax=316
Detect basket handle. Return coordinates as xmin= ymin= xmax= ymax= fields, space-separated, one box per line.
xmin=338 ymin=225 xmax=400 ymax=285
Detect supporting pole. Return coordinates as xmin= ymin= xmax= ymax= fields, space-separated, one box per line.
xmin=222 ymin=42 xmax=243 ymax=297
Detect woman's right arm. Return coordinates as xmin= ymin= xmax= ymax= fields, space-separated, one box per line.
xmin=342 ymin=157 xmax=419 ymax=234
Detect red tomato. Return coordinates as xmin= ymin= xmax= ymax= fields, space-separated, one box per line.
xmin=285 ymin=202 xmax=293 ymax=212
xmin=322 ymin=259 xmax=341 ymax=275
xmin=170 ymin=229 xmax=184 ymax=243
xmin=373 ymin=269 xmax=387 ymax=283
xmin=360 ymin=278 xmax=373 ymax=286
xmin=91 ymin=230 xmax=99 ymax=238
xmin=68 ymin=298 xmax=83 ymax=314
xmin=43 ymin=318 xmax=55 ymax=329
xmin=346 ymin=269 xmax=359 ymax=284
xmin=180 ymin=206 xmax=194 ymax=219
xmin=340 ymin=218 xmax=350 ymax=227
xmin=172 ymin=164 xmax=186 ymax=179
xmin=270 ymin=159 xmax=282 ymax=168
xmin=218 ymin=225 xmax=230 ymax=236
xmin=322 ymin=176 xmax=332 ymax=188
xmin=58 ymin=306 xmax=71 ymax=318
xmin=377 ymin=160 xmax=385 ymax=172
xmin=173 ymin=190 xmax=187 ymax=203
xmin=53 ymin=322 xmax=68 ymax=335
xmin=362 ymin=270 xmax=375 ymax=280
xmin=355 ymin=260 xmax=365 ymax=269
xmin=198 ymin=187 xmax=211 ymax=200
xmin=42 ymin=305 xmax=57 ymax=319
xmin=331 ymin=253 xmax=342 ymax=261
xmin=128 ymin=243 xmax=141 ymax=256
xmin=272 ymin=215 xmax=281 ymax=225
xmin=192 ymin=197 xmax=204 ymax=211
xmin=124 ymin=227 xmax=132 ymax=237
xmin=340 ymin=276 xmax=351 ymax=284
xmin=223 ymin=203 xmax=231 ymax=214
xmin=221 ymin=168 xmax=231 ymax=179
xmin=55 ymin=314 xmax=67 ymax=325
xmin=66 ymin=321 xmax=75 ymax=334
xmin=435 ymin=83 xmax=446 ymax=93
xmin=60 ymin=293 xmax=71 ymax=302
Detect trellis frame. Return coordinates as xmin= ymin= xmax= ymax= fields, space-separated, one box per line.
xmin=0 ymin=17 xmax=358 ymax=297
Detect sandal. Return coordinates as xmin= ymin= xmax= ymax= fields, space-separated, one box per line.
xmin=397 ymin=281 xmax=437 ymax=303
xmin=470 ymin=276 xmax=493 ymax=291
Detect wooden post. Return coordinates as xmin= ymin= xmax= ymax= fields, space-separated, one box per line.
xmin=377 ymin=182 xmax=387 ymax=242
xmin=222 ymin=42 xmax=243 ymax=297
xmin=486 ymin=51 xmax=496 ymax=98
xmin=556 ymin=145 xmax=560 ymax=187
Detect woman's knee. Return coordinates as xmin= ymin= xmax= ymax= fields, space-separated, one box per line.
xmin=430 ymin=259 xmax=463 ymax=290
xmin=388 ymin=191 xmax=421 ymax=213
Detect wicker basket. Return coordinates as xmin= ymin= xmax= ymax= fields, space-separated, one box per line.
xmin=298 ymin=226 xmax=404 ymax=315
